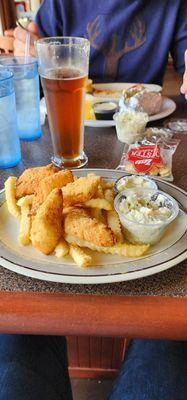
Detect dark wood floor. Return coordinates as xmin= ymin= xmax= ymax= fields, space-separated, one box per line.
xmin=71 ymin=379 xmax=114 ymax=400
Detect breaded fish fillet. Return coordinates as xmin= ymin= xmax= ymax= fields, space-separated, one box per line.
xmin=30 ymin=188 xmax=63 ymax=255
xmin=15 ymin=164 xmax=58 ymax=199
xmin=62 ymin=175 xmax=101 ymax=207
xmin=64 ymin=208 xmax=116 ymax=247
xmin=32 ymin=170 xmax=73 ymax=212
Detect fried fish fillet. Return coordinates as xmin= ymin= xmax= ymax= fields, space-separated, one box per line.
xmin=15 ymin=164 xmax=58 ymax=199
xmin=64 ymin=208 xmax=116 ymax=247
xmin=62 ymin=175 xmax=101 ymax=207
xmin=30 ymin=188 xmax=63 ymax=255
xmin=32 ymin=170 xmax=73 ymax=212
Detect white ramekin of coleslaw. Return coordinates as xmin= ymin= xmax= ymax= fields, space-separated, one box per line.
xmin=113 ymin=109 xmax=148 ymax=144
xmin=114 ymin=175 xmax=158 ymax=194
xmin=114 ymin=188 xmax=179 ymax=245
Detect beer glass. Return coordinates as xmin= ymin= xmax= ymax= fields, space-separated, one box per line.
xmin=36 ymin=37 xmax=90 ymax=168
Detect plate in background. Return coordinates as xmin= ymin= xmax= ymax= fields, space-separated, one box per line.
xmin=85 ymin=97 xmax=176 ymax=128
xmin=91 ymin=82 xmax=162 ymax=97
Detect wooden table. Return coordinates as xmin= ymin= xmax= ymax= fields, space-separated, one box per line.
xmin=0 ymin=95 xmax=187 ymax=340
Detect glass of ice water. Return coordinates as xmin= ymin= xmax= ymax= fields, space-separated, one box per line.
xmin=0 ymin=69 xmax=21 ymax=168
xmin=0 ymin=57 xmax=42 ymax=141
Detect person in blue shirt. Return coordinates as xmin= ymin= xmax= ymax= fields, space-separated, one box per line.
xmin=5 ymin=0 xmax=187 ymax=89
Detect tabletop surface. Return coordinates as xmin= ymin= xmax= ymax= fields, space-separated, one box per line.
xmin=0 ymin=95 xmax=187 ymax=298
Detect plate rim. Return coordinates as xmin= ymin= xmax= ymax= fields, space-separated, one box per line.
xmin=0 ymin=250 xmax=186 ymax=284
xmin=0 ymin=169 xmax=186 ymax=284
xmin=91 ymin=82 xmax=163 ymax=92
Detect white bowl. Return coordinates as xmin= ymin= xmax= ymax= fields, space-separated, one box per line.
xmin=114 ymin=175 xmax=158 ymax=194
xmin=114 ymin=188 xmax=179 ymax=245
xmin=113 ymin=110 xmax=148 ymax=144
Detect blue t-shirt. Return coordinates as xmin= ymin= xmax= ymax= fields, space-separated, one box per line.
xmin=36 ymin=0 xmax=187 ymax=84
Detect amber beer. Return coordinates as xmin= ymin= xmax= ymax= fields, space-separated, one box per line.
xmin=41 ymin=68 xmax=87 ymax=167
xmin=37 ymin=37 xmax=90 ymax=167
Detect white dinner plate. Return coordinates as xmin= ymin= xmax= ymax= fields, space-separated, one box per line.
xmin=91 ymin=82 xmax=162 ymax=94
xmin=85 ymin=97 xmax=176 ymax=128
xmin=0 ymin=169 xmax=186 ymax=284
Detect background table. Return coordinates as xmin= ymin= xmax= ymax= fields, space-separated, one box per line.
xmin=0 ymin=95 xmax=187 ymax=341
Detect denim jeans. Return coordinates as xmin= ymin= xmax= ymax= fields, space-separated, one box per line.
xmin=108 ymin=339 xmax=187 ymax=400
xmin=0 ymin=335 xmax=186 ymax=400
xmin=0 ymin=335 xmax=72 ymax=400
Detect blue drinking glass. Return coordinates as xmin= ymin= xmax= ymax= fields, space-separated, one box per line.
xmin=0 ymin=69 xmax=21 ymax=169
xmin=0 ymin=57 xmax=42 ymax=141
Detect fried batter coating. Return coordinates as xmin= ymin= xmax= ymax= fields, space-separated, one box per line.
xmin=62 ymin=175 xmax=101 ymax=207
xmin=30 ymin=188 xmax=63 ymax=255
xmin=15 ymin=164 xmax=58 ymax=199
xmin=32 ymin=170 xmax=73 ymax=211
xmin=64 ymin=208 xmax=116 ymax=247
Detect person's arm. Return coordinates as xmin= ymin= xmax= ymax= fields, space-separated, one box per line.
xmin=35 ymin=0 xmax=63 ymax=37
xmin=170 ymin=1 xmax=187 ymax=75
xmin=4 ymin=22 xmax=39 ymax=57
xmin=169 ymin=1 xmax=187 ymax=96
xmin=4 ymin=0 xmax=63 ymax=57
xmin=181 ymin=51 xmax=187 ymax=97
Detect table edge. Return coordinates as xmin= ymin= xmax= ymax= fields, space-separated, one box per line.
xmin=0 ymin=291 xmax=186 ymax=339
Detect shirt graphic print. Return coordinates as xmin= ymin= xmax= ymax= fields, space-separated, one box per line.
xmin=86 ymin=15 xmax=146 ymax=81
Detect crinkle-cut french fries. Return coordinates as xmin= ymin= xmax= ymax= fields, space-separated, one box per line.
xmin=104 ymin=188 xmax=123 ymax=243
xmin=84 ymin=198 xmax=112 ymax=210
xmin=69 ymin=244 xmax=92 ymax=267
xmin=90 ymin=207 xmax=107 ymax=225
xmin=65 ymin=235 xmax=149 ymax=258
xmin=17 ymin=195 xmax=34 ymax=208
xmin=17 ymin=195 xmax=34 ymax=245
xmin=101 ymin=181 xmax=115 ymax=190
xmin=5 ymin=177 xmax=20 ymax=218
xmin=18 ymin=206 xmax=32 ymax=245
xmin=55 ymin=238 xmax=69 ymax=257
xmin=107 ymin=210 xmax=124 ymax=244
xmin=104 ymin=188 xmax=114 ymax=205
xmin=95 ymin=184 xmax=104 ymax=199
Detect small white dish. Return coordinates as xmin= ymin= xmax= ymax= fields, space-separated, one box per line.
xmin=114 ymin=188 xmax=179 ymax=245
xmin=114 ymin=175 xmax=158 ymax=194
